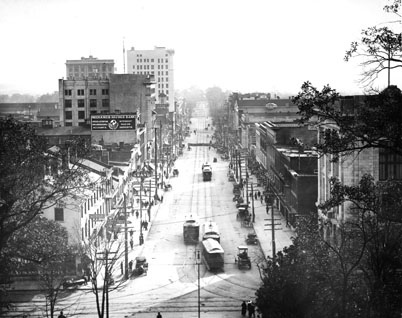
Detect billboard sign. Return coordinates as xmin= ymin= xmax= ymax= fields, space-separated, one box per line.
xmin=91 ymin=114 xmax=137 ymax=131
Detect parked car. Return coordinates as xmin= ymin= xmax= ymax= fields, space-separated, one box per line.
xmin=63 ymin=276 xmax=87 ymax=289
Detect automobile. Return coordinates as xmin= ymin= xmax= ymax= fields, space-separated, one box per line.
xmin=63 ymin=276 xmax=87 ymax=289
xmin=235 ymin=246 xmax=251 ymax=269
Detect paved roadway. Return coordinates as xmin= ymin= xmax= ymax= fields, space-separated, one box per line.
xmin=7 ymin=102 xmax=294 ymax=318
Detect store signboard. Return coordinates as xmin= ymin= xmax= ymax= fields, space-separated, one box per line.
xmin=91 ymin=114 xmax=137 ymax=131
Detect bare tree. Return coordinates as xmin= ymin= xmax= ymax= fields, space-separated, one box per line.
xmin=80 ymin=225 xmax=127 ymax=318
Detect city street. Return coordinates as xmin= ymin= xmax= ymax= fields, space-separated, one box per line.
xmin=9 ymin=103 xmax=295 ymax=318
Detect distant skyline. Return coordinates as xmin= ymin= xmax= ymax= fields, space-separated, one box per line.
xmin=0 ymin=0 xmax=400 ymax=97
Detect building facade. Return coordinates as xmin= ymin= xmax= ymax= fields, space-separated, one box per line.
xmin=126 ymin=46 xmax=175 ymax=111
xmin=66 ymin=56 xmax=114 ymax=80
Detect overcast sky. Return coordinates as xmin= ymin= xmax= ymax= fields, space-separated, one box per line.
xmin=0 ymin=0 xmax=399 ymax=96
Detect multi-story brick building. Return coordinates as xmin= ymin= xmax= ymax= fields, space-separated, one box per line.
xmin=66 ymin=56 xmax=114 ymax=80
xmin=255 ymin=121 xmax=318 ymax=226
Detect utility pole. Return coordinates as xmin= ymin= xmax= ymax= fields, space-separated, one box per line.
xmin=148 ymin=178 xmax=152 ymax=221
xmin=160 ymin=120 xmax=163 ymax=189
xmin=154 ymin=125 xmax=158 ymax=198
xmin=264 ymin=197 xmax=281 ymax=262
xmin=196 ymin=250 xmax=201 ymax=318
xmin=139 ymin=179 xmax=143 ymax=245
xmin=251 ymin=183 xmax=255 ymax=223
xmin=124 ymin=193 xmax=128 ymax=279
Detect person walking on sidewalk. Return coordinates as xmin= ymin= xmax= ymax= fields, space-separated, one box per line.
xmin=130 ymin=239 xmax=133 ymax=250
xmin=241 ymin=301 xmax=247 ymax=316
xmin=156 ymin=312 xmax=162 ymax=318
xmin=247 ymin=301 xmax=256 ymax=318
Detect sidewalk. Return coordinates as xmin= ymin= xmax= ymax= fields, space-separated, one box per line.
xmin=246 ymin=173 xmax=295 ymax=260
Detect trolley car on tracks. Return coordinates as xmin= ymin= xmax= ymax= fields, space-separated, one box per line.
xmin=183 ymin=215 xmax=200 ymax=244
xmin=201 ymin=238 xmax=224 ymax=271
xmin=202 ymin=220 xmax=220 ymax=242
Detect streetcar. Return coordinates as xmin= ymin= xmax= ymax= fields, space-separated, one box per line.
xmin=201 ymin=238 xmax=224 ymax=271
xmin=183 ymin=215 xmax=200 ymax=244
xmin=202 ymin=220 xmax=220 ymax=242
xmin=202 ymin=163 xmax=212 ymax=181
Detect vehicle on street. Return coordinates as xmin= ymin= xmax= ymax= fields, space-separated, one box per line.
xmin=183 ymin=215 xmax=200 ymax=244
xmin=201 ymin=238 xmax=224 ymax=271
xmin=202 ymin=220 xmax=220 ymax=242
xmin=202 ymin=163 xmax=212 ymax=181
xmin=235 ymin=246 xmax=251 ymax=269
xmin=63 ymin=276 xmax=87 ymax=289
xmin=237 ymin=207 xmax=249 ymax=221
xmin=246 ymin=233 xmax=258 ymax=245
xmin=131 ymin=256 xmax=148 ymax=278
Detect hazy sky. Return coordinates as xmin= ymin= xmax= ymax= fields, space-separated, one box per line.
xmin=0 ymin=0 xmax=399 ymax=96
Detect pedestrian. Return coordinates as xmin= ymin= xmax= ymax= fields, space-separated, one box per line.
xmin=129 ymin=260 xmax=133 ymax=271
xmin=144 ymin=220 xmax=148 ymax=230
xmin=254 ymin=192 xmax=257 ymax=200
xmin=156 ymin=312 xmax=162 ymax=318
xmin=136 ymin=210 xmax=139 ymax=219
xmin=247 ymin=301 xmax=255 ymax=318
xmin=260 ymin=195 xmax=263 ymax=204
xmin=241 ymin=301 xmax=247 ymax=316
xmin=120 ymin=262 xmax=123 ymax=275
xmin=139 ymin=233 xmax=144 ymax=245
xmin=258 ymin=190 xmax=261 ymax=197
xmin=130 ymin=239 xmax=133 ymax=250
xmin=58 ymin=311 xmax=66 ymax=318
xmin=161 ymin=195 xmax=164 ymax=202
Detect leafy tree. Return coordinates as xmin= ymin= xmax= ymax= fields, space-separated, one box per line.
xmin=8 ymin=216 xmax=77 ymax=318
xmin=0 ymin=117 xmax=92 ymax=310
xmin=293 ymin=83 xmax=402 ymax=159
xmin=291 ymin=82 xmax=402 ymax=317
xmin=256 ymin=212 xmax=371 ymax=318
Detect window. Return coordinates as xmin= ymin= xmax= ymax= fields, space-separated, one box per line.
xmin=133 ymin=65 xmax=135 ymax=69
xmin=78 ymin=122 xmax=86 ymax=127
xmin=165 ymin=58 xmax=168 ymax=63
xmin=151 ymin=59 xmax=154 ymax=62
xmin=102 ymin=99 xmax=109 ymax=107
xmin=151 ymin=65 xmax=154 ymax=69
xmin=379 ymin=147 xmax=402 ymax=180
xmin=90 ymin=110 xmax=97 ymax=115
xmin=166 ymin=71 xmax=168 ymax=75
xmin=78 ymin=111 xmax=85 ymax=119
xmin=90 ymin=99 xmax=97 ymax=107
xmin=77 ymin=89 xmax=84 ymax=96
xmin=65 ymin=89 xmax=72 ymax=96
xmin=166 ymin=77 xmax=168 ymax=82
xmin=65 ymin=122 xmax=72 ymax=126
xmin=90 ymin=89 xmax=97 ymax=95
xmin=102 ymin=89 xmax=109 ymax=95
xmin=55 ymin=207 xmax=64 ymax=221
xmin=65 ymin=111 xmax=72 ymax=120
xmin=78 ymin=99 xmax=85 ymax=107
xmin=64 ymin=99 xmax=72 ymax=108
xmin=166 ymin=83 xmax=169 ymax=88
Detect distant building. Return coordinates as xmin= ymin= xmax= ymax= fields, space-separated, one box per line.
xmin=66 ymin=56 xmax=114 ymax=80
xmin=0 ymin=102 xmax=61 ymax=127
xmin=126 ymin=46 xmax=175 ymax=111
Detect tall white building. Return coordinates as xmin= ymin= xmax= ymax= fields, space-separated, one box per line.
xmin=127 ymin=46 xmax=175 ymax=111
